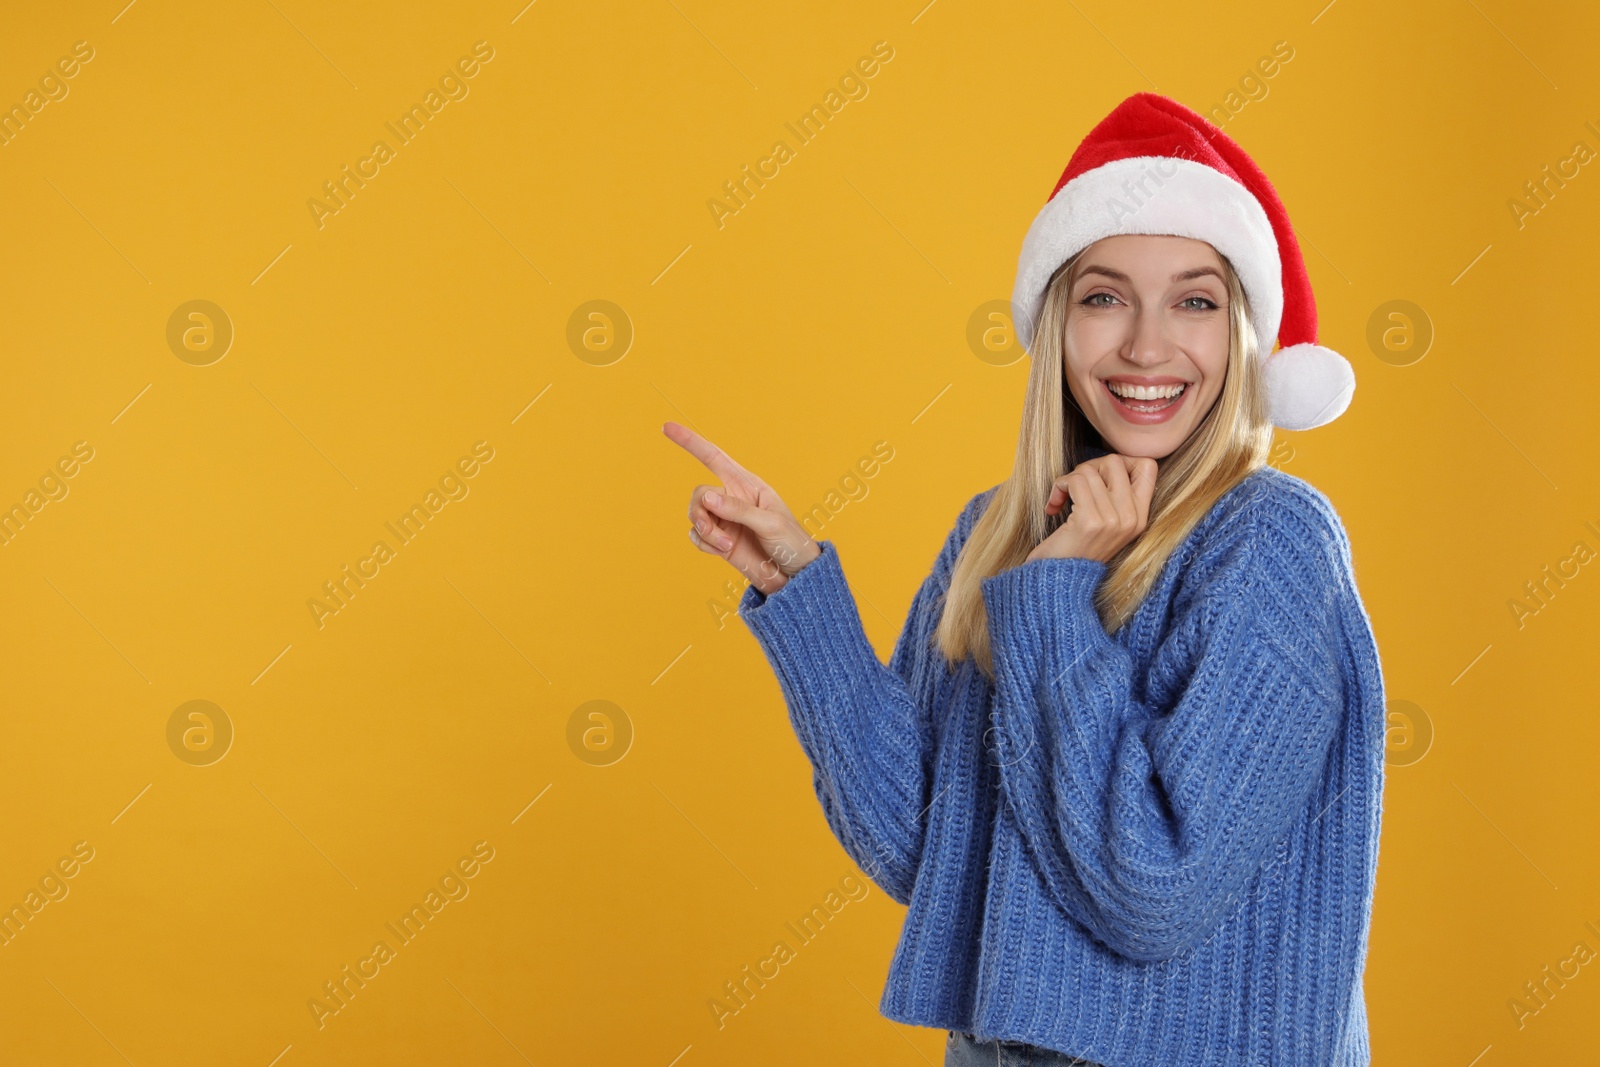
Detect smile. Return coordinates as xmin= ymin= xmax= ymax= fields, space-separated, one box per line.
xmin=1101 ymin=379 xmax=1190 ymax=424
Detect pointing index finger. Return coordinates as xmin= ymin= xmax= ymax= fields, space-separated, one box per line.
xmin=662 ymin=421 xmax=746 ymax=481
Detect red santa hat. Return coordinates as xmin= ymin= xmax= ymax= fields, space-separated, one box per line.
xmin=1010 ymin=92 xmax=1354 ymax=432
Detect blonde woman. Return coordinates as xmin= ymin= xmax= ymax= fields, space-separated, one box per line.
xmin=667 ymin=93 xmax=1384 ymax=1067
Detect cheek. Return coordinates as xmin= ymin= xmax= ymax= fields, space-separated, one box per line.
xmin=1177 ymin=319 xmax=1230 ymax=383
xmin=1062 ymin=322 xmax=1105 ymax=378
xmin=1198 ymin=330 xmax=1231 ymax=382
xmin=1061 ymin=350 xmax=1099 ymax=404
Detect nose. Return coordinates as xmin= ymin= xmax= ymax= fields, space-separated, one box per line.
xmin=1122 ymin=302 xmax=1173 ymax=368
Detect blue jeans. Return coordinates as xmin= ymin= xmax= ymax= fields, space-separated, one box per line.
xmin=944 ymin=1030 xmax=1104 ymax=1066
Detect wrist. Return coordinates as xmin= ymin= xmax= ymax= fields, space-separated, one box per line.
xmin=750 ymin=540 xmax=820 ymax=595
xmin=775 ymin=539 xmax=822 ymax=576
xmin=791 ymin=539 xmax=822 ymax=572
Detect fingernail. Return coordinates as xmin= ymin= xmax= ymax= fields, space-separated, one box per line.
xmin=705 ymin=491 xmax=722 ymax=507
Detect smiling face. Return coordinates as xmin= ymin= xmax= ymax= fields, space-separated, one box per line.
xmin=1062 ymin=233 xmax=1233 ymax=460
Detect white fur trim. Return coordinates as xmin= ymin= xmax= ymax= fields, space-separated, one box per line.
xmin=1262 ymin=343 xmax=1354 ymax=430
xmin=1010 ymin=156 xmax=1282 ymax=357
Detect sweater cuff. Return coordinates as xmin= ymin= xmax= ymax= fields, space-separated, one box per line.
xmin=737 ymin=540 xmax=839 ymax=618
xmin=737 ymin=541 xmax=866 ymax=709
xmin=979 ymin=556 xmax=1110 ymax=674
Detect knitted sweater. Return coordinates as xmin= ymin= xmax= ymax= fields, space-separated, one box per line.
xmin=737 ymin=461 xmax=1386 ymax=1066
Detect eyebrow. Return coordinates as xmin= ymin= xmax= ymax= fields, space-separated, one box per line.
xmin=1077 ymin=265 xmax=1224 ymax=284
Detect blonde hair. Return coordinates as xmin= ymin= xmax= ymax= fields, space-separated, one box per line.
xmin=936 ymin=245 xmax=1274 ymax=679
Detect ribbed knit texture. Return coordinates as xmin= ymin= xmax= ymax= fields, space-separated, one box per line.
xmin=738 ymin=462 xmax=1386 ymax=1066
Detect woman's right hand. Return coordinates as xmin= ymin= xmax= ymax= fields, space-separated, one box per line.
xmin=664 ymin=421 xmax=822 ymax=596
xmin=1025 ymin=452 xmax=1157 ymax=564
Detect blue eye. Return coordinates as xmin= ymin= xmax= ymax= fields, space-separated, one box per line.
xmin=1181 ymin=296 xmax=1219 ymax=310
xmin=1082 ymin=292 xmax=1117 ymax=306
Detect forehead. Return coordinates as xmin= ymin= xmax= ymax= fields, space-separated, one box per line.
xmin=1075 ymin=234 xmax=1224 ymax=277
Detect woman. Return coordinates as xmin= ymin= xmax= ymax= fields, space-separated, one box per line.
xmin=666 ymin=93 xmax=1385 ymax=1067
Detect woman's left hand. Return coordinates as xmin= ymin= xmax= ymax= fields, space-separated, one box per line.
xmin=1026 ymin=453 xmax=1158 ymax=564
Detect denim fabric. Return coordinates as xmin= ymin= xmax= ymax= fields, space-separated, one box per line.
xmin=944 ymin=1030 xmax=1104 ymax=1067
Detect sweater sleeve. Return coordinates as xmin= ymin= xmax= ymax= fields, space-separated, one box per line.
xmin=978 ymin=498 xmax=1349 ymax=962
xmin=737 ymin=492 xmax=987 ymax=905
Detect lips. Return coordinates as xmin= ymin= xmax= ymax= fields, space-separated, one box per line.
xmin=1101 ymin=378 xmax=1191 ymax=424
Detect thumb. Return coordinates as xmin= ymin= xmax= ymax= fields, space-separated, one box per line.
xmin=704 ymin=490 xmax=768 ymax=531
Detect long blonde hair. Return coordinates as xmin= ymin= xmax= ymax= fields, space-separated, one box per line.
xmin=936 ymin=246 xmax=1275 ymax=679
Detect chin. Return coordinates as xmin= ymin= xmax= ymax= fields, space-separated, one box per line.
xmin=1103 ymin=435 xmax=1179 ymax=460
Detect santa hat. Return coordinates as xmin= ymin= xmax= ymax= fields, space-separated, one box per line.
xmin=1010 ymin=92 xmax=1354 ymax=432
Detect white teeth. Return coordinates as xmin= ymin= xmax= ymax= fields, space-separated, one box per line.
xmin=1107 ymin=381 xmax=1186 ymax=400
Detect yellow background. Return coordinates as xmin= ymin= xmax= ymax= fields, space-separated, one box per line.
xmin=2 ymin=0 xmax=1597 ymax=1063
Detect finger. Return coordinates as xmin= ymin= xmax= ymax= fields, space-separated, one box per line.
xmin=663 ymin=421 xmax=748 ymax=484
xmin=1130 ymin=458 xmax=1158 ymax=526
xmin=1097 ymin=455 xmax=1140 ymax=532
xmin=689 ymin=485 xmax=736 ymax=550
xmin=1072 ymin=468 xmax=1114 ymax=528
xmin=1060 ymin=463 xmax=1107 ymax=510
xmin=1044 ymin=475 xmax=1072 ymax=516
xmin=1059 ymin=471 xmax=1085 ymax=516
xmin=703 ymin=489 xmax=782 ymax=538
xmin=687 ymin=526 xmax=726 ymax=557
xmin=1081 ymin=453 xmax=1121 ymax=491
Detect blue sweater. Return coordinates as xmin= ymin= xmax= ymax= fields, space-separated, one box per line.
xmin=737 ymin=462 xmax=1386 ymax=1066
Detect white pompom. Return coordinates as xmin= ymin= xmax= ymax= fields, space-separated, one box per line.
xmin=1262 ymin=344 xmax=1355 ymax=431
